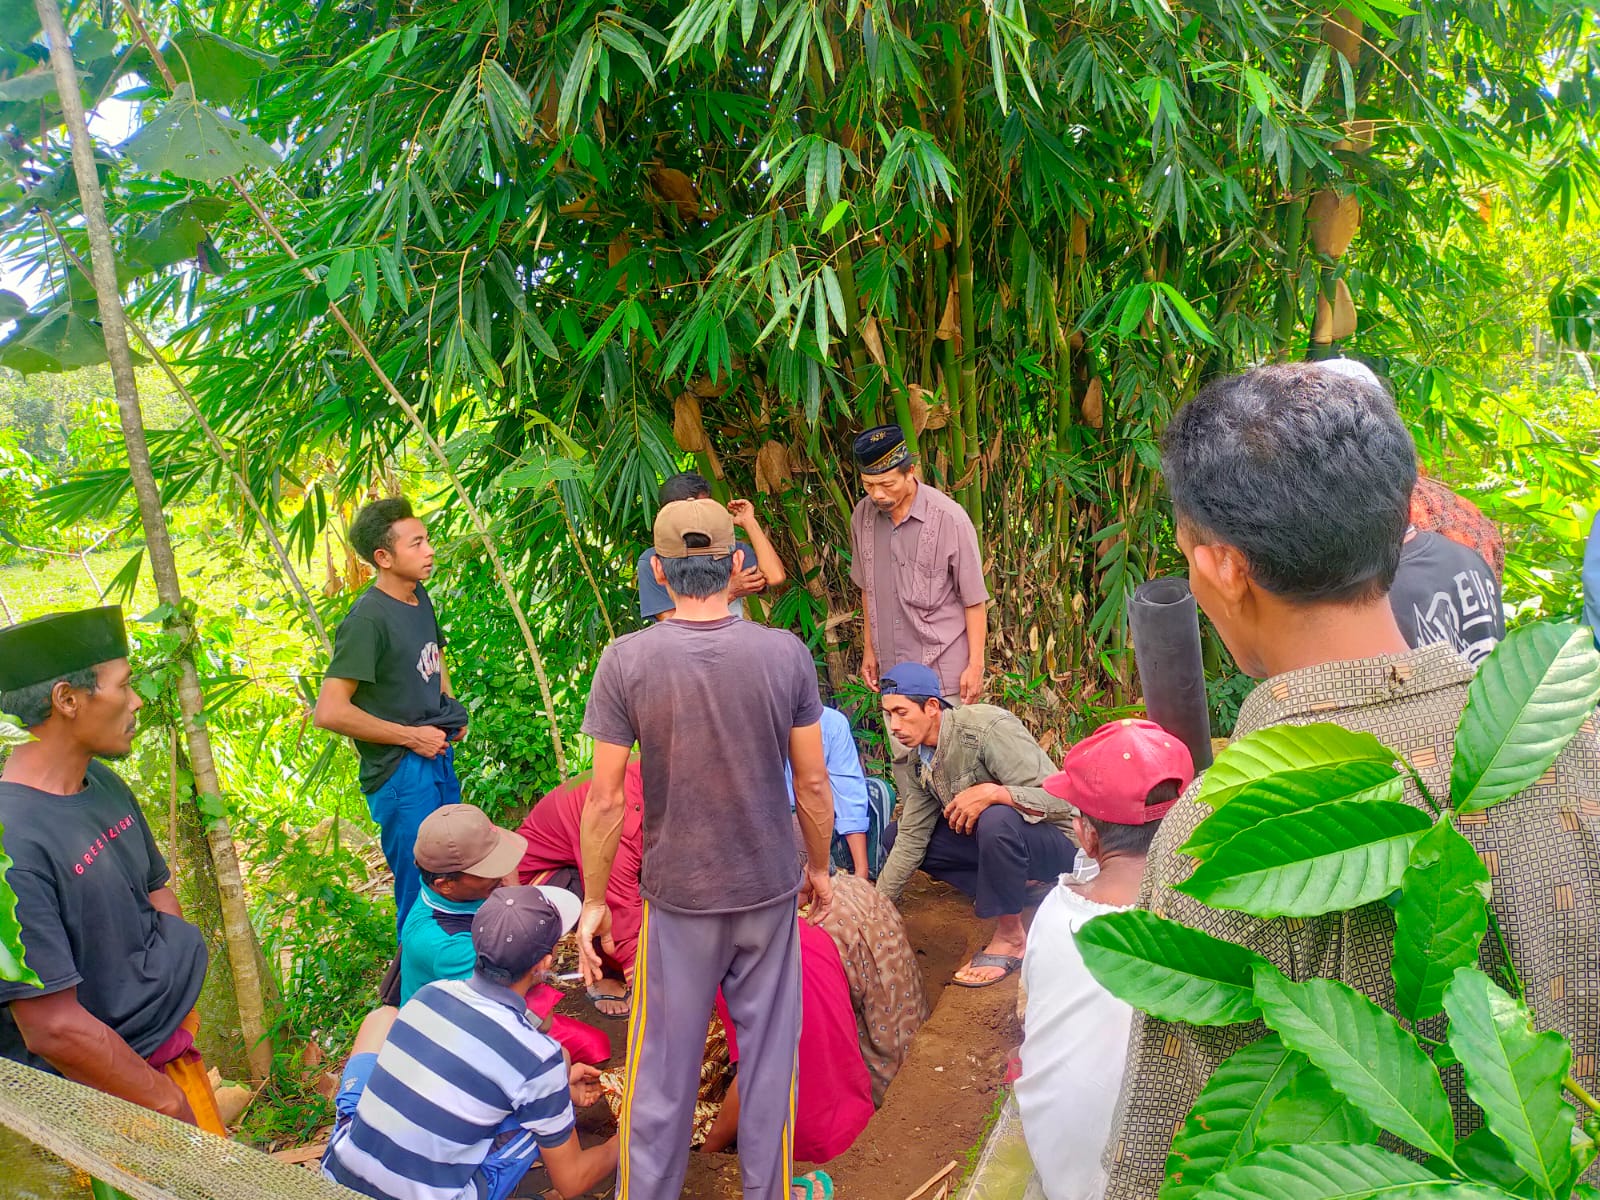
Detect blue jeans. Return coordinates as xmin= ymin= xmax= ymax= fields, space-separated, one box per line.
xmin=366 ymin=745 xmax=461 ymax=933
xmin=325 ymin=1052 xmax=539 ymax=1200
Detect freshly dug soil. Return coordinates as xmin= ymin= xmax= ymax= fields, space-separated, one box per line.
xmin=544 ymin=875 xmax=1023 ymax=1199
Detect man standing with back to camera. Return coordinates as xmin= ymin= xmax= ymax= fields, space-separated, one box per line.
xmin=577 ymin=497 xmax=836 ymax=1200
xmin=315 ymin=497 xmax=469 ymax=931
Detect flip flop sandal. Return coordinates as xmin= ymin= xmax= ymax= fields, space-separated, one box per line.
xmin=953 ymin=952 xmax=1023 ymax=988
xmin=586 ymin=986 xmax=632 ymax=1020
xmin=792 ymin=1171 xmax=834 ymax=1200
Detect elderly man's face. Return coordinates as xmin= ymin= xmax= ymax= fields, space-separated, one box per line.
xmin=861 ymin=466 xmax=917 ymax=514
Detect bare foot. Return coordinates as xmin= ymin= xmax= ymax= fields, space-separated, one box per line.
xmin=588 ymin=977 xmax=629 ymax=1018
xmin=952 ymin=931 xmax=1026 ymax=986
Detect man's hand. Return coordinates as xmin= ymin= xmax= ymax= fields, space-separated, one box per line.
xmin=568 ymin=1062 xmax=603 ymax=1107
xmin=800 ymin=865 xmax=834 ymax=925
xmin=944 ymin=783 xmax=1010 ymax=835
xmin=729 ymin=565 xmax=767 ymax=600
xmin=726 ymin=498 xmax=760 ymax=529
xmin=861 ymin=646 xmax=879 ymax=691
xmin=959 ymin=660 xmax=985 ymax=705
xmin=406 ymin=726 xmax=450 ymax=758
xmin=159 ymin=1082 xmax=198 ymax=1126
xmin=576 ymin=900 xmax=613 ymax=987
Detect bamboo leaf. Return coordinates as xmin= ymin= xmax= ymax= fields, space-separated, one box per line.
xmin=1443 ymin=970 xmax=1575 ymax=1198
xmin=1181 ymin=760 xmax=1404 ymax=861
xmin=821 ymin=199 xmax=850 ymax=234
xmin=1176 ymin=799 xmax=1430 ymax=917
xmin=1196 ymin=724 xmax=1400 ymax=812
xmin=1161 ymin=1035 xmax=1306 ymax=1200
xmin=480 ymin=59 xmax=534 ymax=135
xmin=1253 ymin=971 xmax=1456 ymax=1161
xmin=325 ymin=250 xmax=354 ymax=300
xmin=1075 ymin=910 xmax=1266 ymax=1027
xmin=1450 ymin=623 xmax=1600 ymax=813
xmin=1392 ymin=820 xmax=1491 ymax=1023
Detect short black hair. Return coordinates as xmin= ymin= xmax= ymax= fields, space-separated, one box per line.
xmin=349 ymin=497 xmax=416 ymax=566
xmin=1162 ymin=364 xmax=1417 ymax=603
xmin=659 ymin=472 xmax=712 ymax=505
xmin=1083 ymin=779 xmax=1183 ymax=856
xmin=2 ymin=667 xmax=100 ymax=729
xmin=417 ymin=866 xmax=464 ymax=890
xmin=659 ymin=532 xmax=734 ymax=598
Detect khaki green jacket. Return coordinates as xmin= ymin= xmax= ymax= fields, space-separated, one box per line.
xmin=876 ymin=704 xmax=1071 ymax=903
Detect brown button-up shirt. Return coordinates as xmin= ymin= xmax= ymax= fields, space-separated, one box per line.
xmin=849 ymin=481 xmax=989 ymax=697
xmin=1102 ymin=643 xmax=1600 ymax=1199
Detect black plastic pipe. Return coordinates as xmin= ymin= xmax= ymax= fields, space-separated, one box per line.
xmin=1127 ymin=577 xmax=1215 ymax=772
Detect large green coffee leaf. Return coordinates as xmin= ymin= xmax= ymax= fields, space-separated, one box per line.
xmin=1176 ymin=799 xmax=1430 ymax=918
xmin=1451 ymin=623 xmax=1600 ymax=814
xmin=1182 ymin=760 xmax=1403 ymax=861
xmin=1443 ymin=969 xmax=1575 ymax=1197
xmin=1253 ymin=1065 xmax=1380 ymax=1147
xmin=1195 ymin=724 xmax=1399 ymax=812
xmin=0 ymin=825 xmax=39 ymax=988
xmin=1254 ymin=969 xmax=1455 ymax=1161
xmin=1392 ymin=821 xmax=1491 ymax=1023
xmin=1075 ymin=910 xmax=1265 ymax=1026
xmin=1161 ymin=1035 xmax=1306 ymax=1200
xmin=1199 ymin=1144 xmax=1508 ymax=1200
xmin=1453 ymin=1127 xmax=1540 ymax=1200
xmin=122 ymin=83 xmax=279 ymax=184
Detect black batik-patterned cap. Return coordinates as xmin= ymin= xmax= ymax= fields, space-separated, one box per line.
xmin=853 ymin=424 xmax=912 ymax=475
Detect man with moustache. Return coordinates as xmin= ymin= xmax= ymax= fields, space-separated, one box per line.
xmin=0 ymin=606 xmax=220 ymax=1131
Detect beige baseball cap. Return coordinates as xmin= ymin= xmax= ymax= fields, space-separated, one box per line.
xmin=653 ymin=497 xmax=736 ymax=559
xmin=414 ymin=804 xmax=525 ymax=879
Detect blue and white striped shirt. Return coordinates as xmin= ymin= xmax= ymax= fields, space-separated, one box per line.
xmin=322 ymin=977 xmax=575 ymax=1200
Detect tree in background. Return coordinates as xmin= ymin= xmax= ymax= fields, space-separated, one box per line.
xmin=0 ymin=0 xmax=1597 ymax=1078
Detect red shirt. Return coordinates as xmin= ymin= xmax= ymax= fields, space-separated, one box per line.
xmin=516 ymin=760 xmax=645 ymax=963
xmin=718 ymin=920 xmax=875 ymax=1163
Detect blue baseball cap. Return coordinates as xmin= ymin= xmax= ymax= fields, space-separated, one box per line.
xmin=880 ymin=662 xmax=951 ymax=708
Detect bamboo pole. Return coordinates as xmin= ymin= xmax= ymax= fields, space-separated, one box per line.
xmin=36 ymin=0 xmax=273 ymax=1080
xmin=41 ymin=215 xmax=333 ymax=657
xmin=119 ymin=0 xmax=567 ymax=772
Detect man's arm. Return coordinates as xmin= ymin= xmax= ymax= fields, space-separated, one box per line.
xmin=313 ymin=676 xmax=447 ymax=757
xmin=859 ymin=591 xmax=879 ymax=690
xmin=576 ymin=740 xmax=632 ymax=984
xmin=790 ymin=721 xmax=835 ymax=923
xmin=943 ymin=715 xmax=1061 ymax=832
xmin=958 ymin=602 xmax=988 ymax=705
xmin=147 ymin=887 xmax=182 ymax=920
xmin=729 ymin=500 xmax=786 ymax=592
xmin=541 ymin=1131 xmax=621 ymax=1199
xmin=875 ymin=764 xmax=939 ymax=903
xmin=10 ymin=990 xmax=195 ymax=1123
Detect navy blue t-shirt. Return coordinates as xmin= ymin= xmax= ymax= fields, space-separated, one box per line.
xmin=635 ymin=544 xmax=757 ymax=621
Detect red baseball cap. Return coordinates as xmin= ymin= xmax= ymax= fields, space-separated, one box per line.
xmin=1043 ymin=718 xmax=1196 ymax=825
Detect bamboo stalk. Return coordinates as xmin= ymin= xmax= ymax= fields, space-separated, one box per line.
xmin=37 ymin=0 xmax=274 ymax=1080
xmin=1274 ymin=159 xmax=1309 ymax=352
xmin=120 ymin=0 xmax=567 ymax=773
xmin=41 ymin=214 xmax=333 ymax=656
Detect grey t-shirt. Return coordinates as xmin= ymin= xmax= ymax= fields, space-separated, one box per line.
xmin=636 ymin=544 xmax=756 ymax=621
xmin=583 ymin=617 xmax=825 ymax=913
xmin=326 ymin=583 xmax=469 ymax=792
xmin=1389 ymin=531 xmax=1505 ymax=667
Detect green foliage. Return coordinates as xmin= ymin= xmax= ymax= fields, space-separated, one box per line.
xmin=1076 ymin=623 xmax=1600 ymax=1198
xmin=1450 ymin=624 xmax=1600 ymax=814
xmin=1074 ymin=909 xmax=1264 ymax=1027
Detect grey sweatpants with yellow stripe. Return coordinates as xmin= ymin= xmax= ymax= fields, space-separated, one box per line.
xmin=618 ymin=896 xmax=802 ymax=1200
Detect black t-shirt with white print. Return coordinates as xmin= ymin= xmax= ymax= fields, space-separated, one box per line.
xmin=326 ymin=582 xmax=469 ymax=792
xmin=1389 ymin=531 xmax=1506 ymax=667
xmin=0 ymin=760 xmax=207 ymax=1070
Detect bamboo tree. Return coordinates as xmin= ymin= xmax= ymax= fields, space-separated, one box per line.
xmin=118 ymin=0 xmax=567 ymax=773
xmin=35 ymin=0 xmax=272 ymax=1079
